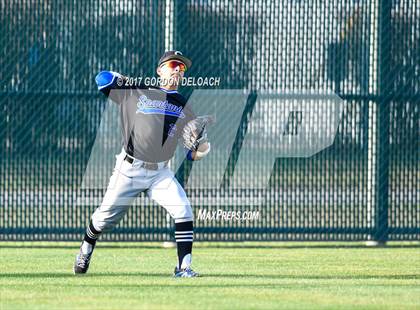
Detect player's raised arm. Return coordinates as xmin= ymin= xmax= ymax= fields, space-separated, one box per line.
xmin=95 ymin=70 xmax=128 ymax=104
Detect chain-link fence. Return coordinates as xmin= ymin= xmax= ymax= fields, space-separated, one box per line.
xmin=0 ymin=0 xmax=418 ymax=241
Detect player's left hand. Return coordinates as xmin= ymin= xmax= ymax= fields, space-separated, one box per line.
xmin=182 ymin=117 xmax=212 ymax=152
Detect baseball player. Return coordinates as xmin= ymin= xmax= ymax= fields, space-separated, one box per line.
xmin=74 ymin=51 xmax=211 ymax=278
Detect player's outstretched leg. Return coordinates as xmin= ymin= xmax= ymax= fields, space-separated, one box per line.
xmin=173 ymin=220 xmax=199 ymax=278
xmin=74 ymin=220 xmax=101 ymax=274
xmin=74 ymin=167 xmax=141 ymax=275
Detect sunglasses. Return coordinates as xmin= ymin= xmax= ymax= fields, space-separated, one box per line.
xmin=162 ymin=60 xmax=187 ymax=72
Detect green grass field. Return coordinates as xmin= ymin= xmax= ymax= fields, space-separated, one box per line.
xmin=1 ymin=242 xmax=419 ymax=309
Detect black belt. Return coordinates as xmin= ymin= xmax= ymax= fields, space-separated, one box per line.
xmin=124 ymin=155 xmax=166 ymax=171
xmin=124 ymin=155 xmax=134 ymax=164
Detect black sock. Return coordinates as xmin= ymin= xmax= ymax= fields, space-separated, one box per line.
xmin=83 ymin=221 xmax=101 ymax=247
xmin=175 ymin=221 xmax=193 ymax=269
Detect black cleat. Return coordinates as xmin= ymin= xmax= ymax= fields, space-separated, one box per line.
xmin=73 ymin=250 xmax=93 ymax=274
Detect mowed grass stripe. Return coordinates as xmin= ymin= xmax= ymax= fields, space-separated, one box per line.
xmin=1 ymin=242 xmax=419 ymax=309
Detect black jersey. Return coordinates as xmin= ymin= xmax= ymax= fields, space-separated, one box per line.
xmin=96 ymin=71 xmax=195 ymax=162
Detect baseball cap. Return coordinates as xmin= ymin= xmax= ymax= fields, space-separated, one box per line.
xmin=158 ymin=50 xmax=192 ymax=69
